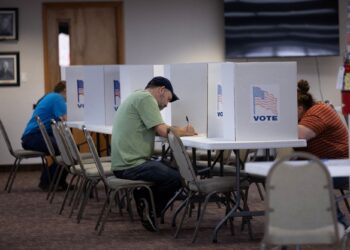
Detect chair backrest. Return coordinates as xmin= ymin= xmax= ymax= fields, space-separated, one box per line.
xmin=83 ymin=126 xmax=108 ymax=185
xmin=264 ymin=151 xmax=340 ymax=245
xmin=51 ymin=120 xmax=75 ymax=168
xmin=35 ymin=116 xmax=56 ymax=158
xmin=60 ymin=123 xmax=87 ymax=174
xmin=167 ymin=130 xmax=198 ymax=188
xmin=0 ymin=119 xmax=15 ymax=156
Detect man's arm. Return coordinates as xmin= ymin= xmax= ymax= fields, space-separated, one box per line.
xmin=298 ymin=124 xmax=316 ymax=140
xmin=154 ymin=123 xmax=196 ymax=137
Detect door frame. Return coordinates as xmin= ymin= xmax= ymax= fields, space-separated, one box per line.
xmin=42 ymin=2 xmax=125 ymax=92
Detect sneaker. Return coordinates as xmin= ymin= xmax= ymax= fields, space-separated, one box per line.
xmin=137 ymin=198 xmax=157 ymax=232
xmin=38 ymin=182 xmax=49 ymax=192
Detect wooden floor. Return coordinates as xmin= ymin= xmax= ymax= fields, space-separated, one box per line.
xmin=0 ymin=169 xmax=348 ymax=249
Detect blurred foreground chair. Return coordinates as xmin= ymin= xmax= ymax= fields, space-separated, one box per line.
xmin=0 ymin=119 xmax=48 ymax=193
xmin=167 ymin=130 xmax=250 ymax=243
xmin=83 ymin=126 xmax=157 ymax=235
xmin=262 ymin=152 xmax=349 ymax=250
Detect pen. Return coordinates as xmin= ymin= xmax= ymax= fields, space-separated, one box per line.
xmin=186 ymin=116 xmax=189 ymax=131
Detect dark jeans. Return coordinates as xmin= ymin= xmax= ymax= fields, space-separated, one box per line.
xmin=333 ymin=177 xmax=350 ymax=229
xmin=114 ymin=160 xmax=182 ymax=217
xmin=21 ymin=131 xmax=68 ymax=187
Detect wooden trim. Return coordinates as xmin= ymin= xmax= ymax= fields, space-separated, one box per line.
xmin=43 ymin=2 xmax=121 ymax=9
xmin=42 ymin=5 xmax=50 ymax=93
xmin=116 ymin=2 xmax=125 ymax=64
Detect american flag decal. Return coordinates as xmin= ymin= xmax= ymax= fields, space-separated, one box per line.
xmin=77 ymin=80 xmax=84 ymax=108
xmin=253 ymin=86 xmax=277 ymax=115
xmin=114 ymin=80 xmax=120 ymax=105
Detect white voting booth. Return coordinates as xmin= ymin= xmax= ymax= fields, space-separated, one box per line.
xmin=119 ymin=64 xmax=171 ymax=124
xmin=82 ymin=65 xmax=120 ymax=126
xmin=208 ymin=62 xmax=298 ymax=141
xmin=165 ymin=63 xmax=208 ymax=134
xmin=65 ymin=66 xmax=85 ymax=122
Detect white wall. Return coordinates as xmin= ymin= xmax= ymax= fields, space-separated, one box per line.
xmin=0 ymin=0 xmax=347 ymax=164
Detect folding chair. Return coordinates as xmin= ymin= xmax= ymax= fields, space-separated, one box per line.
xmin=0 ymin=119 xmax=48 ymax=193
xmin=167 ymin=130 xmax=250 ymax=243
xmin=58 ymin=121 xmax=113 ymax=223
xmin=83 ymin=126 xmax=157 ymax=235
xmin=35 ymin=115 xmax=68 ymax=203
xmin=262 ymin=152 xmax=349 ymax=250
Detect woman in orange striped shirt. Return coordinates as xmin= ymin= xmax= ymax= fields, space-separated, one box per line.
xmin=297 ymin=79 xmax=349 ymax=229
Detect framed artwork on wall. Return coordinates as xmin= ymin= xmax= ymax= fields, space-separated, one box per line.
xmin=0 ymin=8 xmax=18 ymax=41
xmin=0 ymin=52 xmax=20 ymax=87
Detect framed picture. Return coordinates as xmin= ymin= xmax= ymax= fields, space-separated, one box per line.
xmin=0 ymin=8 xmax=18 ymax=41
xmin=0 ymin=52 xmax=20 ymax=87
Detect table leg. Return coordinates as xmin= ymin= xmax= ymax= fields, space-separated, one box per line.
xmin=212 ymin=149 xmax=241 ymax=243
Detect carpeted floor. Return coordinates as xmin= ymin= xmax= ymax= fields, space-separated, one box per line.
xmin=0 ymin=169 xmax=348 ymax=249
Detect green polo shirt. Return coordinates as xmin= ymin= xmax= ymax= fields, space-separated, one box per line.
xmin=111 ymin=90 xmax=164 ymax=171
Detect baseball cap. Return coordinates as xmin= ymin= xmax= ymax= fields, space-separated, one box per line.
xmin=145 ymin=76 xmax=179 ymax=102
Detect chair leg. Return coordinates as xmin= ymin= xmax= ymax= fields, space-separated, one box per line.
xmin=58 ymin=174 xmax=77 ymax=215
xmin=340 ymin=189 xmax=350 ymax=213
xmin=192 ymin=191 xmax=216 ymax=243
xmin=77 ymin=179 xmax=97 ymax=223
xmin=143 ymin=185 xmax=158 ymax=230
xmin=255 ymin=182 xmax=265 ymax=201
xmin=97 ymin=189 xmax=116 ymax=235
xmin=69 ymin=177 xmax=86 ymax=218
xmin=174 ymin=192 xmax=193 ymax=238
xmin=49 ymin=166 xmax=64 ymax=204
xmin=171 ymin=197 xmax=188 ymax=227
xmin=4 ymin=158 xmax=17 ymax=191
xmin=47 ymin=163 xmax=62 ymax=200
xmin=95 ymin=194 xmax=110 ymax=231
xmin=160 ymin=188 xmax=184 ymax=224
xmin=7 ymin=158 xmax=22 ymax=193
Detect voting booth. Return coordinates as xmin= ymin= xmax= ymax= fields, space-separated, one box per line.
xmin=65 ymin=66 xmax=85 ymax=122
xmin=119 ymin=64 xmax=171 ymax=124
xmin=208 ymin=62 xmax=298 ymax=141
xmin=82 ymin=65 xmax=121 ymax=126
xmin=165 ymin=63 xmax=208 ymax=134
xmin=104 ymin=65 xmax=121 ymax=126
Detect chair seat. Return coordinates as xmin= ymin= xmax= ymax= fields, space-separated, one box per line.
xmin=268 ymin=223 xmax=345 ymax=245
xmin=80 ymin=156 xmax=111 ymax=164
xmin=196 ymin=162 xmax=247 ymax=177
xmin=188 ymin=176 xmax=249 ymax=194
xmin=13 ymin=149 xmax=46 ymax=158
xmin=106 ymin=176 xmax=153 ymax=189
xmin=71 ymin=162 xmax=112 ymax=177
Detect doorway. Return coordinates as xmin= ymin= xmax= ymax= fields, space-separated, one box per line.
xmin=42 ymin=2 xmax=124 ymax=92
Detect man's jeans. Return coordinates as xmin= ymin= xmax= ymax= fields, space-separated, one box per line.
xmin=114 ymin=160 xmax=182 ymax=217
xmin=22 ymin=131 xmax=68 ymax=187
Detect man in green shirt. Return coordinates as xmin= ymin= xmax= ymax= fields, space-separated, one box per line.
xmin=112 ymin=76 xmax=196 ymax=231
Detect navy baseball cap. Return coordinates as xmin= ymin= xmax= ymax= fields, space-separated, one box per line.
xmin=145 ymin=76 xmax=179 ymax=102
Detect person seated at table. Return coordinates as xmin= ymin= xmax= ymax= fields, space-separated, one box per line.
xmin=297 ymin=79 xmax=349 ymax=229
xmin=21 ymin=81 xmax=69 ymax=191
xmin=111 ymin=76 xmax=197 ymax=232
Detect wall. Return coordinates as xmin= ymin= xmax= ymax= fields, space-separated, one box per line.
xmin=0 ymin=0 xmax=347 ymax=164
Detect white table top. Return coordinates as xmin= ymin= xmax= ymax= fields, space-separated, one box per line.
xmin=66 ymin=121 xmax=84 ymax=129
xmin=181 ymin=135 xmax=306 ymax=150
xmin=245 ymin=159 xmax=350 ymax=177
